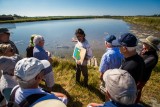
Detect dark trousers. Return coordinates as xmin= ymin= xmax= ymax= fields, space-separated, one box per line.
xmin=76 ymin=64 xmax=88 ymax=85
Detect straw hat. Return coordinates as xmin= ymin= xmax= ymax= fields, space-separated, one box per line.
xmin=140 ymin=36 xmax=160 ymax=51
xmin=33 ymin=99 xmax=66 ymax=107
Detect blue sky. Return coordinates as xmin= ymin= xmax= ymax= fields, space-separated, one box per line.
xmin=0 ymin=0 xmax=160 ymax=16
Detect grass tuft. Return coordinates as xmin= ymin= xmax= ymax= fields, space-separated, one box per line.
xmin=43 ymin=57 xmax=160 ymax=107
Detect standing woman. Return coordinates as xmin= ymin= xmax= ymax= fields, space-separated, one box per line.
xmin=26 ymin=34 xmax=37 ymax=57
xmin=137 ymin=36 xmax=160 ymax=102
xmin=74 ymin=28 xmax=93 ymax=86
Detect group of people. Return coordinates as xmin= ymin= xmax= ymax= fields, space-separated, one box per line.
xmin=0 ymin=27 xmax=159 ymax=107
xmin=73 ymin=29 xmax=160 ymax=107
xmin=0 ymin=28 xmax=67 ymax=107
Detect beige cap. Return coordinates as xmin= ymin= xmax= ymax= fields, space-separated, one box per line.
xmin=33 ymin=99 xmax=66 ymax=107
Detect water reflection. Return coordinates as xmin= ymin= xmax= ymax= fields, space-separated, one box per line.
xmin=1 ymin=19 xmax=159 ymax=59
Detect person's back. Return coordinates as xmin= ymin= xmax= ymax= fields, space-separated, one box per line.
xmin=99 ymin=101 xmax=143 ymax=107
xmin=120 ymin=54 xmax=144 ymax=83
xmin=87 ymin=69 xmax=144 ymax=107
xmin=9 ymin=58 xmax=67 ymax=107
xmin=114 ymin=33 xmax=145 ymax=84
xmin=99 ymin=35 xmax=123 ymax=74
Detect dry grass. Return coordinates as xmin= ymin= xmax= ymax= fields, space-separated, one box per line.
xmin=42 ymin=57 xmax=160 ymax=107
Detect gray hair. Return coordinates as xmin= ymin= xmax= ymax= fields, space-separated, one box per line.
xmin=126 ymin=46 xmax=136 ymax=52
xmin=16 ymin=76 xmax=37 ymax=88
xmin=33 ymin=35 xmax=44 ymax=45
xmin=105 ymin=41 xmax=112 ymax=47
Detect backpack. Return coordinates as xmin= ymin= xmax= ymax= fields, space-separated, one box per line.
xmin=8 ymin=86 xmax=47 ymax=107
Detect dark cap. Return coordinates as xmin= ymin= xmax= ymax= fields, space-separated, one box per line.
xmin=105 ymin=35 xmax=116 ymax=43
xmin=117 ymin=33 xmax=138 ymax=47
xmin=0 ymin=28 xmax=10 ymax=34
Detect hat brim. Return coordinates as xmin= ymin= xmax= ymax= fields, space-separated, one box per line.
xmin=140 ymin=38 xmax=159 ymax=51
xmin=112 ymin=39 xmax=122 ymax=47
xmin=33 ymin=99 xmax=66 ymax=107
xmin=40 ymin=60 xmax=50 ymax=69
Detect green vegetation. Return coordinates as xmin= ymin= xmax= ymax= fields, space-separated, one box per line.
xmin=43 ymin=57 xmax=160 ymax=107
xmin=1 ymin=14 xmax=160 ymax=31
xmin=123 ymin=16 xmax=160 ymax=30
xmin=0 ymin=15 xmax=122 ymax=23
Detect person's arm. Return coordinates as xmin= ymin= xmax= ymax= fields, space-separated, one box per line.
xmin=87 ymin=103 xmax=104 ymax=107
xmin=85 ymin=45 xmax=93 ymax=60
xmin=51 ymin=92 xmax=68 ymax=105
xmin=99 ymin=54 xmax=109 ymax=74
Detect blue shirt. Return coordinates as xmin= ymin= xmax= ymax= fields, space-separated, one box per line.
xmin=99 ymin=47 xmax=123 ymax=73
xmin=33 ymin=45 xmax=52 ymax=74
xmin=99 ymin=101 xmax=144 ymax=107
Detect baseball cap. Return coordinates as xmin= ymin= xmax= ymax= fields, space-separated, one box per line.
xmin=103 ymin=69 xmax=137 ymax=105
xmin=105 ymin=35 xmax=116 ymax=43
xmin=14 ymin=58 xmax=50 ymax=81
xmin=33 ymin=99 xmax=66 ymax=107
xmin=0 ymin=28 xmax=10 ymax=35
xmin=113 ymin=33 xmax=138 ymax=47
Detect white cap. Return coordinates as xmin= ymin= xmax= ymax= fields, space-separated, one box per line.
xmin=33 ymin=35 xmax=44 ymax=45
xmin=14 ymin=57 xmax=50 ymax=81
xmin=33 ymin=99 xmax=66 ymax=107
xmin=103 ymin=69 xmax=137 ymax=105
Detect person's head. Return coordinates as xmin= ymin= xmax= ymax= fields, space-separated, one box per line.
xmin=33 ymin=99 xmax=66 ymax=107
xmin=75 ymin=28 xmax=85 ymax=42
xmin=105 ymin=35 xmax=116 ymax=48
xmin=14 ymin=57 xmax=50 ymax=89
xmin=140 ymin=36 xmax=160 ymax=51
xmin=103 ymin=69 xmax=137 ymax=105
xmin=33 ymin=35 xmax=45 ymax=47
xmin=115 ymin=33 xmax=138 ymax=57
xmin=0 ymin=56 xmax=16 ymax=75
xmin=0 ymin=28 xmax=10 ymax=43
xmin=0 ymin=44 xmax=15 ymax=56
xmin=29 ymin=34 xmax=38 ymax=47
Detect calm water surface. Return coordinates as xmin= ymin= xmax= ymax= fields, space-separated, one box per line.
xmin=1 ymin=19 xmax=132 ymax=58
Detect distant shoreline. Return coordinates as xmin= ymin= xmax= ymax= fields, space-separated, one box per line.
xmin=0 ymin=16 xmax=160 ymax=31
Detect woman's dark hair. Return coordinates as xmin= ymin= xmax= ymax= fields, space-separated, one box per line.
xmin=75 ymin=28 xmax=85 ymax=37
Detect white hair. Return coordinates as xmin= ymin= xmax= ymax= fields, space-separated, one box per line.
xmin=126 ymin=46 xmax=136 ymax=52
xmin=16 ymin=76 xmax=37 ymax=88
xmin=105 ymin=41 xmax=112 ymax=47
xmin=33 ymin=35 xmax=44 ymax=45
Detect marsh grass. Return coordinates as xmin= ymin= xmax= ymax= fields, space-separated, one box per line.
xmin=39 ymin=57 xmax=160 ymax=107
xmin=124 ymin=16 xmax=160 ymax=30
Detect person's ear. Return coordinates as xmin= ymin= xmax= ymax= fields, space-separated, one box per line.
xmin=122 ymin=46 xmax=127 ymax=52
xmin=106 ymin=91 xmax=111 ymax=101
xmin=35 ymin=72 xmax=43 ymax=81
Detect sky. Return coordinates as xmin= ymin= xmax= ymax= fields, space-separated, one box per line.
xmin=0 ymin=0 xmax=160 ymax=16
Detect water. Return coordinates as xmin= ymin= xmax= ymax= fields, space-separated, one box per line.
xmin=0 ymin=19 xmax=130 ymax=58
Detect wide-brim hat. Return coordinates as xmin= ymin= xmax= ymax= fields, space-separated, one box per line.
xmin=33 ymin=99 xmax=66 ymax=107
xmin=140 ymin=36 xmax=160 ymax=51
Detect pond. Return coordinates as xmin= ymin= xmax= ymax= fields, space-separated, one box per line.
xmin=1 ymin=19 xmax=159 ymax=59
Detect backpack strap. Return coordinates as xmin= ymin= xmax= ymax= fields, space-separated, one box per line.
xmin=19 ymin=93 xmax=46 ymax=107
xmin=8 ymin=86 xmax=19 ymax=107
xmin=0 ymin=92 xmax=4 ymax=103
